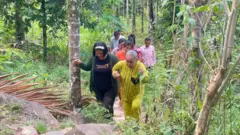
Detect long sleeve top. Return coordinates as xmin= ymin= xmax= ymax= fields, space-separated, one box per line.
xmin=140 ymin=45 xmax=156 ymax=67
xmin=112 ymin=61 xmax=149 ymax=102
xmin=80 ymin=53 xmax=119 ymax=97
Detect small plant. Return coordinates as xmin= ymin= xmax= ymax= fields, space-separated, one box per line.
xmin=0 ymin=126 xmax=14 ymax=135
xmin=35 ymin=120 xmax=47 ymax=134
xmin=60 ymin=119 xmax=74 ymax=129
xmin=10 ymin=102 xmax=22 ymax=114
xmin=80 ymin=102 xmax=113 ymax=123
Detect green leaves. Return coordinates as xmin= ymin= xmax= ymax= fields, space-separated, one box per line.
xmin=188 ymin=56 xmax=201 ymax=69
xmin=194 ymin=5 xmax=210 ymax=12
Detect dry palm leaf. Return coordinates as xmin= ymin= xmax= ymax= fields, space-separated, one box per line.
xmin=0 ymin=73 xmax=71 ymax=116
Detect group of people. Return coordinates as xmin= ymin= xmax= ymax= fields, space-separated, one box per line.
xmin=73 ymin=31 xmax=156 ymax=120
xmin=110 ymin=31 xmax=156 ymax=70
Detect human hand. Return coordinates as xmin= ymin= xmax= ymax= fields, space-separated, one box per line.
xmin=113 ymin=71 xmax=120 ymax=79
xmin=139 ymin=68 xmax=144 ymax=76
xmin=73 ymin=59 xmax=82 ymax=65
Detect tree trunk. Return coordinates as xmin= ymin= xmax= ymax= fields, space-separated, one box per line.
xmin=126 ymin=0 xmax=129 ymax=24
xmin=141 ymin=0 xmax=144 ymax=33
xmin=15 ymin=0 xmax=25 ymax=48
xmin=42 ymin=0 xmax=47 ymax=62
xmin=68 ymin=0 xmax=81 ymax=108
xmin=116 ymin=6 xmax=119 ymax=17
xmin=194 ymin=0 xmax=239 ymax=134
xmin=189 ymin=12 xmax=202 ymax=119
xmin=132 ymin=0 xmax=136 ymax=33
xmin=148 ymin=0 xmax=155 ymax=45
xmin=124 ymin=0 xmax=127 ymax=17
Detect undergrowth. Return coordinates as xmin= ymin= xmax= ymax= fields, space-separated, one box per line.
xmin=79 ymin=102 xmax=114 ymax=124
xmin=0 ymin=126 xmax=14 ymax=135
xmin=35 ymin=120 xmax=47 ymax=134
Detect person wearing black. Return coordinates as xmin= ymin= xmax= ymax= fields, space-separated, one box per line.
xmin=73 ymin=42 xmax=119 ymax=115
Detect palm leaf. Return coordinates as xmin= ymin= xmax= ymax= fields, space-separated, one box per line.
xmin=0 ymin=73 xmax=71 ymax=116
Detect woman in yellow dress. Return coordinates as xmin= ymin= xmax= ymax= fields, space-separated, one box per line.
xmin=112 ymin=50 xmax=149 ymax=120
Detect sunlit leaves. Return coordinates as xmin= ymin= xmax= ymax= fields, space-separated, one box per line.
xmin=194 ymin=5 xmax=210 ymax=12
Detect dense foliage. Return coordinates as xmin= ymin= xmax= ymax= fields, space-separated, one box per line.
xmin=0 ymin=0 xmax=239 ymax=134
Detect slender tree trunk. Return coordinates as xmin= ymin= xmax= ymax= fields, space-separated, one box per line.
xmin=126 ymin=0 xmax=129 ymax=24
xmin=124 ymin=0 xmax=127 ymax=17
xmin=189 ymin=12 xmax=203 ymax=119
xmin=68 ymin=0 xmax=81 ymax=108
xmin=15 ymin=0 xmax=25 ymax=48
xmin=132 ymin=0 xmax=136 ymax=33
xmin=147 ymin=0 xmax=150 ymax=33
xmin=194 ymin=0 xmax=239 ymax=134
xmin=188 ymin=0 xmax=208 ymax=119
xmin=183 ymin=24 xmax=189 ymax=46
xmin=116 ymin=6 xmax=119 ymax=17
xmin=141 ymin=0 xmax=144 ymax=33
xmin=149 ymin=0 xmax=155 ymax=45
xmin=42 ymin=0 xmax=47 ymax=62
xmin=155 ymin=0 xmax=159 ymax=26
xmin=182 ymin=1 xmax=189 ymax=47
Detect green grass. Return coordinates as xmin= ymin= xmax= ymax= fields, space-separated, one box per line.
xmin=3 ymin=60 xmax=69 ymax=84
xmin=35 ymin=120 xmax=47 ymax=134
xmin=59 ymin=118 xmax=75 ymax=129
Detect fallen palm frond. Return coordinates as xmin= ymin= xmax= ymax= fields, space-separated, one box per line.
xmin=0 ymin=73 xmax=71 ymax=116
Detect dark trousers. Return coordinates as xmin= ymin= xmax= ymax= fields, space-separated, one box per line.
xmin=95 ymin=88 xmax=115 ymax=114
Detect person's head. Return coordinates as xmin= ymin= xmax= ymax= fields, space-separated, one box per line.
xmin=114 ymin=31 xmax=120 ymax=40
xmin=124 ymin=40 xmax=134 ymax=52
xmin=128 ymin=34 xmax=136 ymax=45
xmin=145 ymin=37 xmax=151 ymax=47
xmin=93 ymin=42 xmax=108 ymax=59
xmin=126 ymin=50 xmax=138 ymax=68
xmin=118 ymin=38 xmax=127 ymax=50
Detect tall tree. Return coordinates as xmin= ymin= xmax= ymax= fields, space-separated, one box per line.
xmin=41 ymin=0 xmax=47 ymax=62
xmin=15 ymin=0 xmax=25 ymax=48
xmin=132 ymin=0 xmax=136 ymax=33
xmin=68 ymin=0 xmax=81 ymax=108
xmin=148 ymin=0 xmax=155 ymax=45
xmin=194 ymin=0 xmax=239 ymax=134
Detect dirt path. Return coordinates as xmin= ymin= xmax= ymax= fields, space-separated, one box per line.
xmin=113 ymin=97 xmax=125 ymax=123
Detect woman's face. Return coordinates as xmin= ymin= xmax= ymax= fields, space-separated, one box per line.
xmin=95 ymin=50 xmax=104 ymax=59
xmin=119 ymin=42 xmax=125 ymax=50
xmin=126 ymin=55 xmax=137 ymax=68
xmin=125 ymin=45 xmax=133 ymax=52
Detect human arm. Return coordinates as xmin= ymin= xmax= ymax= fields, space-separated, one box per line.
xmin=78 ymin=57 xmax=93 ymax=71
xmin=112 ymin=61 xmax=123 ymax=79
xmin=111 ymin=54 xmax=119 ymax=66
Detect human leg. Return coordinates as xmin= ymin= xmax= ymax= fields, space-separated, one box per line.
xmin=122 ymin=100 xmax=132 ymax=119
xmin=103 ymin=88 xmax=115 ymax=114
xmin=131 ymin=96 xmax=141 ymax=120
xmin=95 ymin=89 xmax=104 ymax=102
